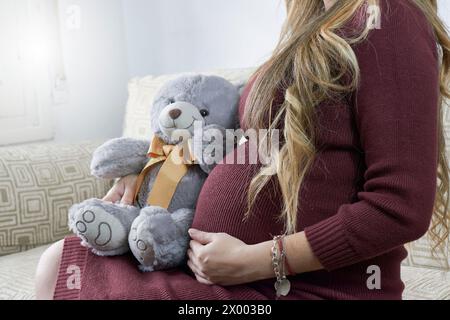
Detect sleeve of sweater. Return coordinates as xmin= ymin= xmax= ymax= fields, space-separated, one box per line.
xmin=304 ymin=1 xmax=440 ymax=271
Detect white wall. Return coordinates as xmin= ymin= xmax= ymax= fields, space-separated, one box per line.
xmin=51 ymin=0 xmax=450 ymax=143
xmin=122 ymin=0 xmax=286 ymax=77
xmin=51 ymin=0 xmax=286 ymax=143
xmin=438 ymin=0 xmax=450 ymax=27
xmin=122 ymin=0 xmax=450 ymax=78
xmin=54 ymin=0 xmax=129 ymax=142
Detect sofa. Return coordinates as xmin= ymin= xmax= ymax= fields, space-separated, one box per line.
xmin=0 ymin=68 xmax=448 ymax=300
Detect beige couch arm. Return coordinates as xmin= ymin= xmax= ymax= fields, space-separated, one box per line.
xmin=0 ymin=141 xmax=114 ymax=257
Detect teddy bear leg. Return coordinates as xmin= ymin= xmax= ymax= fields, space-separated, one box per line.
xmin=69 ymin=198 xmax=140 ymax=256
xmin=129 ymin=207 xmax=194 ymax=272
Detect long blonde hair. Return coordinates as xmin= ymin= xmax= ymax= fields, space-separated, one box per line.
xmin=244 ymin=0 xmax=450 ymax=253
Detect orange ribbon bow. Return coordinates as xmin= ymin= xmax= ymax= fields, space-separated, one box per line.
xmin=134 ymin=135 xmax=196 ymax=210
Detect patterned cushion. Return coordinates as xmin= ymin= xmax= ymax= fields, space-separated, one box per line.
xmin=402 ymin=266 xmax=450 ymax=300
xmin=403 ymin=237 xmax=449 ymax=270
xmin=0 ymin=141 xmax=113 ymax=256
xmin=0 ymin=245 xmax=50 ymax=300
xmin=122 ymin=68 xmax=256 ymax=140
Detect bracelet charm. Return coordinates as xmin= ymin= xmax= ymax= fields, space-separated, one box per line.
xmin=275 ymin=278 xmax=291 ymax=297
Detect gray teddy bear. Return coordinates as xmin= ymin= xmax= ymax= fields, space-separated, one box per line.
xmin=68 ymin=75 xmax=240 ymax=271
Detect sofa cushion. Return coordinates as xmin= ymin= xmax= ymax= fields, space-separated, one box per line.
xmin=403 ymin=236 xmax=449 ymax=270
xmin=0 ymin=141 xmax=113 ymax=256
xmin=122 ymin=68 xmax=256 ymax=141
xmin=0 ymin=244 xmax=50 ymax=300
xmin=401 ymin=266 xmax=450 ymax=300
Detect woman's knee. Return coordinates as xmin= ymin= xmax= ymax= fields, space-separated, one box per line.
xmin=35 ymin=239 xmax=65 ymax=300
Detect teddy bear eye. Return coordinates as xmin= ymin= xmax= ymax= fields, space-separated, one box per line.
xmin=168 ymin=98 xmax=176 ymax=104
xmin=200 ymin=109 xmax=209 ymax=117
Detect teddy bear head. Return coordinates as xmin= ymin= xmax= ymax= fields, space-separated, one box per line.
xmin=150 ymin=75 xmax=240 ymax=144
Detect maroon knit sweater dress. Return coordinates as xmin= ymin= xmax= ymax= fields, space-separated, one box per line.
xmin=54 ymin=0 xmax=439 ymax=300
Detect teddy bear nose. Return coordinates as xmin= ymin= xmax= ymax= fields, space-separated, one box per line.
xmin=169 ymin=109 xmax=182 ymax=120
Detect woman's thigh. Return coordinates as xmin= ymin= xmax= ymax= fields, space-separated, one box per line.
xmin=35 ymin=239 xmax=65 ymax=300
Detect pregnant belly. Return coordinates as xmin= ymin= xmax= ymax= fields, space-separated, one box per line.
xmin=192 ymin=146 xmax=285 ymax=245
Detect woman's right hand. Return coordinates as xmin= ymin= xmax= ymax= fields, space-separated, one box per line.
xmin=103 ymin=174 xmax=138 ymax=205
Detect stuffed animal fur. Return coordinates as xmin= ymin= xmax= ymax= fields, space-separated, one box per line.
xmin=68 ymin=75 xmax=240 ymax=271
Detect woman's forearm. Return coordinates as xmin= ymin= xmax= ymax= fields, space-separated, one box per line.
xmin=285 ymin=232 xmax=324 ymax=274
xmin=246 ymin=232 xmax=324 ymax=282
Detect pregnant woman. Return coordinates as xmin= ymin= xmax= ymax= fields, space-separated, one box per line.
xmin=36 ymin=0 xmax=450 ymax=300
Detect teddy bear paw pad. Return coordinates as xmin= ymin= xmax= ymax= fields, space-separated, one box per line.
xmin=73 ymin=206 xmax=128 ymax=255
xmin=129 ymin=226 xmax=156 ymax=270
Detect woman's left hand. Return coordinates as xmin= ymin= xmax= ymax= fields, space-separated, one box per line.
xmin=187 ymin=229 xmax=260 ymax=286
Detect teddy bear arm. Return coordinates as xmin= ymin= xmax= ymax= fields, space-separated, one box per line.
xmin=90 ymin=137 xmax=150 ymax=179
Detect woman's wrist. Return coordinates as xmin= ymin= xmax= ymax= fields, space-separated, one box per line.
xmin=240 ymin=241 xmax=276 ymax=282
xmin=238 ymin=232 xmax=324 ymax=284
